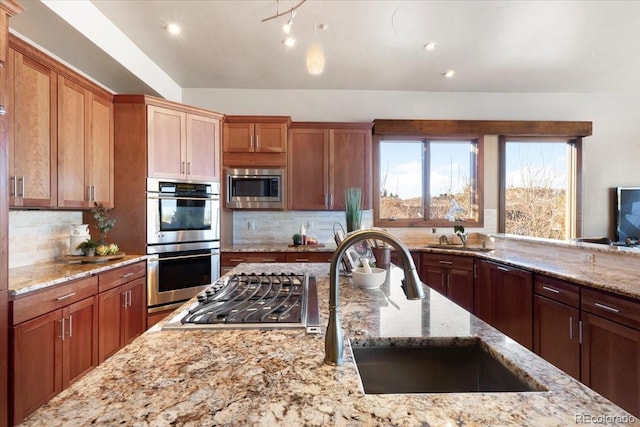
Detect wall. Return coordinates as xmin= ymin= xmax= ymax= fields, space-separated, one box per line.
xmin=186 ymin=89 xmax=634 ymax=240
xmin=8 ymin=210 xmax=82 ymax=268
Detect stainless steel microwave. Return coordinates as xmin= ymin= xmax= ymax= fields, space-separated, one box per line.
xmin=225 ymin=168 xmax=284 ymax=209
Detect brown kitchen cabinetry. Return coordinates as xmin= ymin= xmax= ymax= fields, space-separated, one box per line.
xmin=474 ymin=259 xmax=533 ymax=350
xmin=221 ymin=252 xmax=286 ymax=275
xmin=97 ymin=261 xmax=146 ymax=363
xmin=389 ymin=250 xmax=421 ymax=274
xmin=533 ymin=275 xmax=580 ymax=380
xmin=147 ymin=105 xmax=221 ymax=182
xmin=288 ymin=122 xmax=372 ymax=211
xmin=7 ymin=47 xmax=57 ymax=207
xmin=420 ymin=253 xmax=474 ymax=312
xmin=223 ymin=116 xmax=289 ymax=153
xmin=10 ymin=276 xmax=98 ymax=424
xmin=56 ymin=75 xmax=114 ymax=208
xmin=580 ymin=288 xmax=640 ymax=417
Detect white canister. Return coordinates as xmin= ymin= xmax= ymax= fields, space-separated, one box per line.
xmin=69 ymin=224 xmax=90 ymax=255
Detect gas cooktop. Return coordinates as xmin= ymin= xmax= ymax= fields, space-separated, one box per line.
xmin=162 ymin=272 xmax=321 ymax=334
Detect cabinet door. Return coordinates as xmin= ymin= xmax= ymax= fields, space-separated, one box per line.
xmin=186 ymin=114 xmax=219 ymax=181
xmin=255 ymin=122 xmax=287 ymax=153
xmin=12 ymin=309 xmax=62 ymax=424
xmin=147 ymin=105 xmax=186 ymax=179
xmin=57 ymin=76 xmax=88 ymax=208
xmin=122 ymin=277 xmax=146 ymax=345
xmin=288 ymin=128 xmax=329 ymax=210
xmin=448 ymin=269 xmax=474 ymax=313
xmin=10 ymin=49 xmax=57 ymax=207
xmin=62 ymin=296 xmax=98 ymax=387
xmin=475 ymin=260 xmax=533 ymax=350
xmin=86 ymin=94 xmax=113 ymax=207
xmin=97 ymin=286 xmax=123 ymax=363
xmin=581 ymin=312 xmax=640 ymax=417
xmin=533 ymin=295 xmax=580 ymax=380
xmin=222 ymin=122 xmax=253 ymax=152
xmin=420 ymin=265 xmax=446 ymax=295
xmin=329 ymin=128 xmax=372 ymax=210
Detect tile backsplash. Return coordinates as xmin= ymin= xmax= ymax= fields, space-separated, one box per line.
xmin=9 ymin=210 xmax=84 ymax=268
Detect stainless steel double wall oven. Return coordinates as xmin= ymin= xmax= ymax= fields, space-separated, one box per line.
xmin=146 ymin=178 xmax=220 ymax=313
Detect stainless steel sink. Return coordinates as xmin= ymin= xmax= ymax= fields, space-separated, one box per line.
xmin=351 ymin=337 xmax=547 ymax=394
xmin=424 ymin=243 xmax=493 ymax=252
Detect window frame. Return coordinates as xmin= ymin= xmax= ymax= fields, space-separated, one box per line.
xmin=498 ymin=135 xmax=582 ymax=239
xmin=373 ymin=134 xmax=484 ymax=228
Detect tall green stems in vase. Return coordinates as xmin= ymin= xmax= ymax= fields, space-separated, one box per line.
xmin=345 ymin=187 xmax=362 ymax=232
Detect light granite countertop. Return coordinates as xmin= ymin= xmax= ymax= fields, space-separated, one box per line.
xmin=8 ymin=255 xmax=148 ymax=297
xmin=19 ymin=263 xmax=637 ymax=426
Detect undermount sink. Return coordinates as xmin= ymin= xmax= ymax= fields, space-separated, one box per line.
xmin=351 ymin=337 xmax=547 ymax=394
xmin=423 ymin=243 xmax=494 ymax=252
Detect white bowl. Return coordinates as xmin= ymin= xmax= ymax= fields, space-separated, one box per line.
xmin=351 ymin=267 xmax=387 ymax=289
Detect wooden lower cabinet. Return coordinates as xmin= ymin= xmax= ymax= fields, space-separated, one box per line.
xmin=420 ymin=254 xmax=474 ymax=312
xmin=11 ymin=296 xmax=98 ymax=424
xmin=97 ymin=263 xmax=146 ymax=363
xmin=284 ymin=252 xmax=333 ymax=263
xmin=475 ymin=260 xmax=533 ymax=350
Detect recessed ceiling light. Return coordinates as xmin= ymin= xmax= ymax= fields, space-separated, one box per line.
xmin=166 ymin=23 xmax=181 ymax=35
xmin=443 ymin=70 xmax=455 ymax=78
xmin=283 ymin=37 xmax=296 ymax=48
xmin=318 ymin=23 xmax=329 ymax=31
xmin=424 ymin=42 xmax=438 ymax=51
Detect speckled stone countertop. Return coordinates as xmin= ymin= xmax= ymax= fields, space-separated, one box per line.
xmin=8 ymin=255 xmax=147 ymax=297
xmin=20 ymin=263 xmax=637 ymax=426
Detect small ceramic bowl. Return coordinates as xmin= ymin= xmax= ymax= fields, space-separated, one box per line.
xmin=351 ymin=267 xmax=387 ymax=289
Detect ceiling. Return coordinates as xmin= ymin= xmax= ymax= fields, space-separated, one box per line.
xmin=8 ymin=0 xmax=640 ymax=98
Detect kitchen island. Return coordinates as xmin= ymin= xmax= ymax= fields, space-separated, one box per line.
xmin=19 ymin=262 xmax=636 ymax=426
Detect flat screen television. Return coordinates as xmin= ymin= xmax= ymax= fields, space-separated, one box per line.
xmin=616 ymin=187 xmax=640 ymax=243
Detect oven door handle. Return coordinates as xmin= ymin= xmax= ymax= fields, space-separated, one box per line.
xmin=153 ymin=252 xmax=215 ymax=262
xmin=147 ymin=195 xmax=219 ymax=201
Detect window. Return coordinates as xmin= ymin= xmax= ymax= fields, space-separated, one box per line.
xmin=499 ymin=137 xmax=581 ymax=239
xmin=375 ymin=137 xmax=483 ymax=228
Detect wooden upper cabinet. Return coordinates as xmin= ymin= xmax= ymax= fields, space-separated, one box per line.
xmin=8 ymin=48 xmax=57 ymax=207
xmin=148 ymin=105 xmax=220 ymax=181
xmin=288 ymin=123 xmax=372 ymax=211
xmin=58 ymin=76 xmax=114 ymax=208
xmin=222 ymin=116 xmax=289 ymax=153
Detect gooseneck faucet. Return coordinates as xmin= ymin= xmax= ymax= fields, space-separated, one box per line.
xmin=324 ymin=229 xmax=426 ymax=365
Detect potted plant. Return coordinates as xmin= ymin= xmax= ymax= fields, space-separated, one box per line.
xmin=92 ymin=202 xmax=116 ymax=244
xmin=344 ymin=187 xmax=362 ymax=232
xmin=76 ymin=239 xmax=98 ymax=256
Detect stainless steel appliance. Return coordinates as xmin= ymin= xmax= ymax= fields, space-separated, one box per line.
xmin=225 ymin=168 xmax=284 ymax=209
xmin=163 ymin=272 xmax=321 ymax=334
xmin=146 ymin=178 xmax=221 ymax=312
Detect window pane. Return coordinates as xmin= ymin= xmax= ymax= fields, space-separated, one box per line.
xmin=429 ymin=141 xmax=472 ymax=221
xmin=505 ymin=141 xmax=567 ymax=239
xmin=379 ymin=141 xmax=423 ymax=219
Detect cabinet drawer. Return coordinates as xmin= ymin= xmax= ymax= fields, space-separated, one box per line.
xmin=221 ymin=252 xmax=286 ymax=267
xmin=582 ymin=288 xmax=640 ymax=330
xmin=534 ymin=275 xmax=579 ymax=308
xmin=421 ymin=254 xmax=474 ymax=271
xmin=98 ymin=261 xmax=146 ymax=293
xmin=11 ymin=275 xmax=98 ymax=325
xmin=285 ymin=252 xmax=334 ymax=263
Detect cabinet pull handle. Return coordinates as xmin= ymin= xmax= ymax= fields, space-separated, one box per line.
xmin=250 ymin=135 xmax=254 ymax=148
xmin=187 ymin=162 xmax=191 ymax=175
xmin=579 ymin=320 xmax=583 ymax=344
xmin=262 ymin=258 xmax=277 ymax=262
xmin=10 ymin=177 xmax=15 ymax=197
xmin=438 ymin=260 xmax=453 ymax=265
xmin=17 ymin=177 xmax=25 ymax=198
xmin=497 ymin=266 xmax=510 ymax=272
xmin=122 ymin=272 xmax=134 ymax=278
xmin=122 ymin=292 xmax=128 ymax=308
xmin=92 ymin=185 xmax=96 ymax=201
xmin=128 ymin=289 xmax=132 ymax=307
xmin=594 ymin=302 xmax=620 ymax=313
xmin=181 ymin=161 xmax=185 ymax=174
xmin=324 ymin=193 xmax=329 ymax=208
xmin=473 ymin=263 xmax=477 ymax=279
xmin=60 ymin=318 xmax=65 ymax=341
xmin=255 ymin=135 xmax=259 ymax=148
xmin=569 ymin=316 xmax=573 ymax=340
xmin=295 ymin=258 xmax=309 ymax=262
xmin=68 ymin=315 xmax=73 ymax=338
xmin=542 ymin=286 xmax=560 ymax=294
xmin=56 ymin=292 xmax=77 ymax=301
xmin=229 ymin=258 xmax=244 ymax=262
xmin=329 ymin=193 xmax=333 ymax=208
